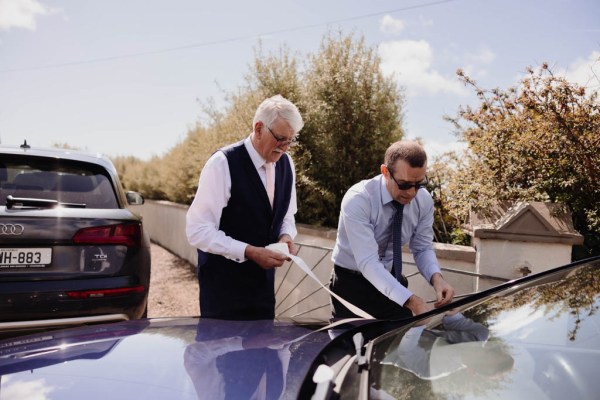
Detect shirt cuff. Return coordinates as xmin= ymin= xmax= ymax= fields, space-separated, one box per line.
xmin=389 ymin=285 xmax=413 ymax=307
xmin=279 ymin=221 xmax=297 ymax=240
xmin=422 ymin=266 xmax=442 ymax=285
xmin=229 ymin=240 xmax=248 ymax=263
xmin=442 ymin=313 xmax=464 ymax=324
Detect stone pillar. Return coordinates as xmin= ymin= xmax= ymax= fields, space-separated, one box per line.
xmin=467 ymin=201 xmax=583 ymax=291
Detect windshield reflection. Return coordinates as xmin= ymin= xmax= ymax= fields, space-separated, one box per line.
xmin=382 ymin=311 xmax=513 ymax=381
xmin=184 ymin=319 xmax=313 ymax=400
xmin=370 ymin=262 xmax=600 ymax=399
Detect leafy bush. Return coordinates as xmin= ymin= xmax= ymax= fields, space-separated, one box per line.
xmin=445 ymin=63 xmax=600 ymax=258
xmin=114 ymin=32 xmax=404 ymax=228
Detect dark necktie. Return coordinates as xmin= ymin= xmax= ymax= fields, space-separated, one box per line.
xmin=391 ymin=201 xmax=404 ymax=282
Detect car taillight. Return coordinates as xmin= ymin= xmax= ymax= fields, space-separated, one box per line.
xmin=66 ymin=285 xmax=145 ymax=299
xmin=73 ymin=223 xmax=142 ymax=247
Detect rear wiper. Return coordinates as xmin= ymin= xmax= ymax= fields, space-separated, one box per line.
xmin=6 ymin=195 xmax=86 ymax=209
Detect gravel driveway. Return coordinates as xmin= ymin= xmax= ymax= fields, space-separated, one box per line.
xmin=148 ymin=243 xmax=199 ymax=318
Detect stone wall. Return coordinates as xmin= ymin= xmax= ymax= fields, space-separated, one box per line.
xmin=134 ymin=200 xmax=484 ymax=318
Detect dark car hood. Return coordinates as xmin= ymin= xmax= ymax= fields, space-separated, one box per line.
xmin=0 ymin=317 xmax=352 ymax=399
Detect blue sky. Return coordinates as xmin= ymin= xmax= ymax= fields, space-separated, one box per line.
xmin=1 ymin=0 xmax=598 ymax=160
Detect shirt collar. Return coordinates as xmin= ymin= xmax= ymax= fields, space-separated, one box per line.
xmin=379 ymin=174 xmax=395 ymax=206
xmin=244 ymin=135 xmax=268 ymax=169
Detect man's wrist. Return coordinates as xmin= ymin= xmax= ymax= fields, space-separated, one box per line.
xmin=278 ymin=234 xmax=292 ymax=242
xmin=430 ymin=272 xmax=444 ymax=285
xmin=403 ymin=295 xmax=420 ymax=311
xmin=244 ymin=244 xmax=256 ymax=261
xmin=403 ymin=294 xmax=431 ymax=316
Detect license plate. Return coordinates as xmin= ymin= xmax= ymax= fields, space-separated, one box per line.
xmin=0 ymin=248 xmax=52 ymax=268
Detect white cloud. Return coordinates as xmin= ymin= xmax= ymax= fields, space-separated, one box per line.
xmin=0 ymin=0 xmax=51 ymax=31
xmin=378 ymin=39 xmax=468 ymax=96
xmin=558 ymin=51 xmax=600 ymax=89
xmin=379 ymin=15 xmax=405 ymax=35
xmin=2 ymin=376 xmax=57 ymax=400
xmin=422 ymin=139 xmax=467 ymax=158
xmin=466 ymin=47 xmax=496 ymax=65
xmin=459 ymin=48 xmax=496 ymax=79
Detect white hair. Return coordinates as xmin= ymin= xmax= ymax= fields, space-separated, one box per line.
xmin=252 ymin=94 xmax=304 ymax=134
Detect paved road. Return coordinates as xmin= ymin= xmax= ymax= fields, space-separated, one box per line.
xmin=148 ymin=243 xmax=199 ymax=318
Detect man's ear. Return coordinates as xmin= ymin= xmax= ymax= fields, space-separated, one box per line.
xmin=254 ymin=121 xmax=263 ymax=136
xmin=380 ymin=164 xmax=388 ymax=177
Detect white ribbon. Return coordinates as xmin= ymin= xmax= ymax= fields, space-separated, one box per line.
xmin=267 ymin=243 xmax=374 ymax=319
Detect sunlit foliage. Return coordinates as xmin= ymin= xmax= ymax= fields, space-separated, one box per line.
xmin=444 ymin=63 xmax=600 ymax=257
xmin=296 ymin=32 xmax=403 ymax=226
xmin=113 ymin=32 xmax=404 ymax=227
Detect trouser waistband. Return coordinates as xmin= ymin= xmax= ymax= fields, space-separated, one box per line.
xmin=334 ymin=265 xmax=408 ymax=287
xmin=334 ymin=265 xmax=362 ymax=276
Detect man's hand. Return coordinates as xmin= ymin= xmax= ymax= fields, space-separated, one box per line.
xmin=403 ymin=295 xmax=433 ymax=316
xmin=430 ymin=273 xmax=455 ymax=308
xmin=278 ymin=234 xmax=297 ymax=256
xmin=245 ymin=245 xmax=290 ymax=270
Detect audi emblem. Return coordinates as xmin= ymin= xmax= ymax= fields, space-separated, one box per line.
xmin=0 ymin=224 xmax=25 ymax=235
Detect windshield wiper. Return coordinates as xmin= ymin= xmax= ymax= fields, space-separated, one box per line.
xmin=309 ymin=333 xmax=372 ymax=400
xmin=353 ymin=333 xmax=370 ymax=370
xmin=311 ymin=364 xmax=336 ymax=400
xmin=353 ymin=333 xmax=372 ymax=400
xmin=6 ymin=195 xmax=86 ymax=209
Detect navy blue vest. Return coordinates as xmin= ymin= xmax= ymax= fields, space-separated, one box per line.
xmin=189 ymin=320 xmax=285 ymax=399
xmin=197 ymin=141 xmax=293 ymax=320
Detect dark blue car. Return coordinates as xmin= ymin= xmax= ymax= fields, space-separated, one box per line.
xmin=0 ymin=256 xmax=598 ymax=399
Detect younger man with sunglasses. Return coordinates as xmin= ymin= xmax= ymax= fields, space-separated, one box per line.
xmin=330 ymin=140 xmax=455 ymax=320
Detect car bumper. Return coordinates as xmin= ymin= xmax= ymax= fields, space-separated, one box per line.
xmin=0 ymin=313 xmax=130 ymax=337
xmin=0 ymin=276 xmax=148 ymax=323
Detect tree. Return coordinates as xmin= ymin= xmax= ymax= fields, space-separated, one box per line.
xmin=427 ymin=151 xmax=471 ymax=245
xmin=296 ymin=32 xmax=404 ymax=226
xmin=111 ymin=154 xmax=167 ymax=200
xmin=445 ymin=62 xmax=600 ymax=258
xmin=113 ymin=32 xmax=405 ymax=229
xmin=175 ymin=45 xmax=304 ymax=203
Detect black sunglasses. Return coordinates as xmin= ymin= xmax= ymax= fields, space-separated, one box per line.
xmin=387 ymin=166 xmax=428 ymax=191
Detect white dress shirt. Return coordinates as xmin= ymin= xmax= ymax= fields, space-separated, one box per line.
xmin=186 ymin=136 xmax=298 ymax=263
xmin=332 ymin=174 xmax=440 ymax=306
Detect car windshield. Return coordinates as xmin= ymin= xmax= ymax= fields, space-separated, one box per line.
xmin=367 ymin=261 xmax=600 ymax=400
xmin=0 ymin=156 xmax=118 ymax=209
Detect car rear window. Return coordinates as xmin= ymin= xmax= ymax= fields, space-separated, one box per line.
xmin=0 ymin=156 xmax=119 ymax=209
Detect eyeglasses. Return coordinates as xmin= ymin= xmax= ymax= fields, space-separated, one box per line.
xmin=267 ymin=127 xmax=298 ymax=147
xmin=387 ymin=166 xmax=428 ymax=191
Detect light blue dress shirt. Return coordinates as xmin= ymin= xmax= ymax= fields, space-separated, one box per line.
xmin=332 ymin=174 xmax=441 ymax=306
